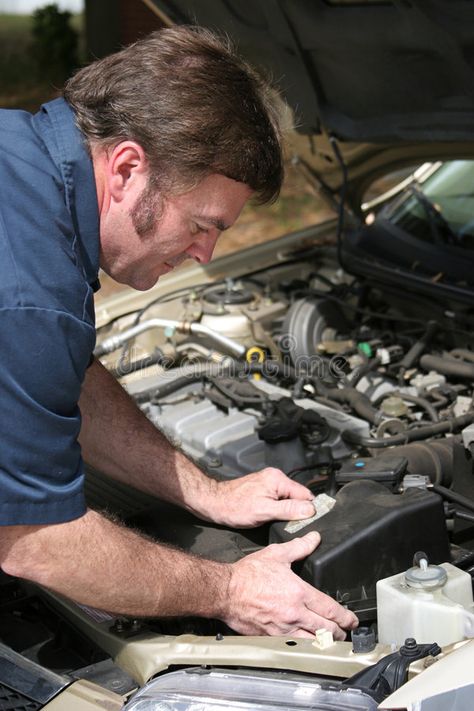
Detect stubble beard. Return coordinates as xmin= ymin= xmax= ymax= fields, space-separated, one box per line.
xmin=130 ymin=180 xmax=163 ymax=237
xmin=129 ymin=179 xmax=191 ymax=273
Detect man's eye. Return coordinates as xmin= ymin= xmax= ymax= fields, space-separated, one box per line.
xmin=192 ymin=223 xmax=209 ymax=235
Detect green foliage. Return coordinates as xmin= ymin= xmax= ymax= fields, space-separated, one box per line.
xmin=0 ymin=14 xmax=34 ymax=91
xmin=0 ymin=11 xmax=83 ymax=110
xmin=31 ymin=3 xmax=78 ymax=84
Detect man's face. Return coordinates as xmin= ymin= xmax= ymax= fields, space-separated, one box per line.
xmin=99 ymin=173 xmax=253 ymax=291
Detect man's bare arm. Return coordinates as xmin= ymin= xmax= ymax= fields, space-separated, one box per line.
xmin=1 ymin=511 xmax=229 ymax=619
xmin=79 ymin=360 xmax=316 ymax=526
xmin=0 ymin=514 xmax=357 ymax=639
xmin=79 ymin=358 xmax=219 ymax=517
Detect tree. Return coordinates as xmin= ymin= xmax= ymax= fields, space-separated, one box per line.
xmin=31 ymin=3 xmax=78 ymax=85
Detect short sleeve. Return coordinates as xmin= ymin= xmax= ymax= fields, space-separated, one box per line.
xmin=0 ymin=306 xmax=95 ymax=525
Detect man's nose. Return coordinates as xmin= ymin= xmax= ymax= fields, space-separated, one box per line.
xmin=188 ymin=234 xmax=219 ymax=264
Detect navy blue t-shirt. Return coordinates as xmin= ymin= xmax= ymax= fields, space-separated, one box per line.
xmin=0 ymin=97 xmax=100 ymax=525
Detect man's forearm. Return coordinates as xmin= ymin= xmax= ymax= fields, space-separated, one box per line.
xmin=79 ymin=359 xmax=319 ymax=529
xmin=79 ymin=359 xmax=218 ymax=517
xmin=1 ymin=511 xmax=230 ymax=619
xmin=0 ymin=511 xmax=358 ymax=638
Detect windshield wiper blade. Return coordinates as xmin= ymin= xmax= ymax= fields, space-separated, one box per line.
xmin=408 ymin=185 xmax=457 ymax=245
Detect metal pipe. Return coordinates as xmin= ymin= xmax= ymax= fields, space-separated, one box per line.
xmin=95 ymin=318 xmax=246 ymax=359
xmin=176 ymin=342 xmax=236 ymax=366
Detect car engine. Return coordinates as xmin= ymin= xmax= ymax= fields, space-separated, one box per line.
xmin=94 ymin=243 xmax=474 ymax=625
xmin=2 ymin=241 xmax=473 ymax=707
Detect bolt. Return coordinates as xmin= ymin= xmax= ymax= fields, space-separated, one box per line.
xmin=113 ymin=618 xmax=125 ymax=633
xmin=207 ymin=457 xmax=221 ymax=468
xmin=401 ymin=638 xmax=420 ymax=657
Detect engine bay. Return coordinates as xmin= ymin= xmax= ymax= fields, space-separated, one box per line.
xmin=95 ymin=243 xmax=474 ymax=626
xmin=2 ymin=239 xmax=473 ymax=705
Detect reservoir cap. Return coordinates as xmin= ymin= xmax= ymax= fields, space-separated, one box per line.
xmin=405 ymin=552 xmax=448 ymax=589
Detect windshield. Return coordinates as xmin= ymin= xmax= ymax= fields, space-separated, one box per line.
xmin=379 ymin=160 xmax=474 ymax=251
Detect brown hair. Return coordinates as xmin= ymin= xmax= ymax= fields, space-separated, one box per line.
xmin=64 ymin=26 xmax=284 ymax=203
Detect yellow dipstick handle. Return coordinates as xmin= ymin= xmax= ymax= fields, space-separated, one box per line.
xmin=246 ymin=346 xmax=265 ymax=380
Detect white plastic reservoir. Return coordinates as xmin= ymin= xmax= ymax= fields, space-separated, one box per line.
xmin=377 ymin=555 xmax=474 ymax=647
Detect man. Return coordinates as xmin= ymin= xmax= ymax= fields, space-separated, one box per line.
xmin=0 ymin=26 xmax=357 ymax=639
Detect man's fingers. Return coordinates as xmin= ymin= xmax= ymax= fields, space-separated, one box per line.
xmin=305 ymin=589 xmax=359 ymax=632
xmin=258 ymin=468 xmax=315 ymax=520
xmin=297 ymin=601 xmax=358 ymax=640
xmin=296 ymin=616 xmax=347 ymax=641
xmin=266 ymin=497 xmax=316 ymax=521
xmin=272 ymin=471 xmax=313 ymax=501
xmin=216 ymin=468 xmax=316 ymax=527
xmin=314 ymin=618 xmax=347 ymax=641
xmin=260 ymin=467 xmax=313 ymax=501
xmin=265 ymin=531 xmax=321 ymax=563
xmin=228 ymin=539 xmax=359 ymax=638
xmin=281 ymin=624 xmax=345 ymax=641
xmin=287 ymin=628 xmax=319 ymax=640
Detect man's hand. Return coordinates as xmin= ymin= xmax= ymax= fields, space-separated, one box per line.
xmin=1 ymin=513 xmax=357 ymax=640
xmin=225 ymin=531 xmax=358 ymax=639
xmin=80 ymin=363 xmax=315 ymax=528
xmin=208 ymin=467 xmax=315 ymax=528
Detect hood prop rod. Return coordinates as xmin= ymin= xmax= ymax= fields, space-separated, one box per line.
xmin=329 ymin=135 xmax=350 ymax=272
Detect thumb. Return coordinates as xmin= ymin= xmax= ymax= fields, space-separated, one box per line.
xmin=269 ymin=531 xmax=321 ymax=564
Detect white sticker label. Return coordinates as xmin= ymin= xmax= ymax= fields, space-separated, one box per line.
xmin=284 ymin=493 xmax=336 ymax=534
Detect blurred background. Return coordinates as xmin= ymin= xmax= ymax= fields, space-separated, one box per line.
xmin=0 ymin=1 xmax=332 ymax=298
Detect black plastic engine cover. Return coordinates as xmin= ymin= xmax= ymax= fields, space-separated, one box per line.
xmin=269 ymin=480 xmax=450 ymax=601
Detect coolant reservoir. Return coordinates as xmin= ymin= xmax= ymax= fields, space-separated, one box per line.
xmin=377 ymin=553 xmax=474 ymax=647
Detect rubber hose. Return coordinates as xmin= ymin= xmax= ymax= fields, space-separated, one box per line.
xmin=137 ymin=360 xmax=298 ymax=403
xmin=322 ymin=387 xmax=382 ymax=425
xmin=374 ymin=438 xmax=455 ymax=485
xmin=420 ymin=354 xmax=474 ymax=380
xmin=350 ymin=357 xmax=381 ymax=388
xmin=450 ymin=349 xmax=474 ymax=363
xmin=135 ymin=363 xmax=236 ymax=403
xmin=432 ymin=483 xmax=474 ymax=514
xmin=313 ymin=396 xmax=345 ymax=411
xmin=453 ymin=509 xmax=474 ymax=524
xmin=342 ymin=411 xmax=474 ymax=449
xmin=399 ymin=320 xmax=438 ymax=371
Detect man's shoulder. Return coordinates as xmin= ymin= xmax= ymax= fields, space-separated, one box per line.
xmin=0 ymin=100 xmax=97 ymax=325
xmin=0 ymin=107 xmax=34 ymax=129
xmin=0 ymin=105 xmax=52 ymax=158
xmin=0 ymin=105 xmax=62 ymax=190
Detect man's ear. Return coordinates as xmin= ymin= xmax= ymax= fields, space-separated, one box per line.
xmin=106 ymin=141 xmax=148 ymax=203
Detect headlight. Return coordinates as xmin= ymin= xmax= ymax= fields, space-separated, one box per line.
xmin=123 ymin=668 xmax=377 ymax=711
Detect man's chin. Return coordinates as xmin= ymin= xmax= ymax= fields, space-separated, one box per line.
xmin=130 ymin=275 xmax=161 ymax=291
xmin=130 ymin=264 xmax=174 ymax=291
xmin=100 ymin=263 xmax=174 ymax=291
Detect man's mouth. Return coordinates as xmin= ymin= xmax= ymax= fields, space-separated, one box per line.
xmin=165 ymin=255 xmax=188 ymax=269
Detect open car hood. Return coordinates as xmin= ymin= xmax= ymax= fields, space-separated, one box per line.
xmin=151 ymin=0 xmax=474 ymax=208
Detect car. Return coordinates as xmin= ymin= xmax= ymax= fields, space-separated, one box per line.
xmin=2 ymin=2 xmax=474 ymax=710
